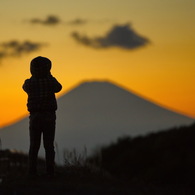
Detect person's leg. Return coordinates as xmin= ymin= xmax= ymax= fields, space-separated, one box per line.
xmin=43 ymin=112 xmax=56 ymax=176
xmin=29 ymin=113 xmax=42 ymax=175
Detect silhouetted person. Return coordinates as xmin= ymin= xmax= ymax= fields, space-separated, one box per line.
xmin=23 ymin=56 xmax=62 ymax=177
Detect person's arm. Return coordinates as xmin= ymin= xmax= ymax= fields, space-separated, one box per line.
xmin=52 ymin=77 xmax=62 ymax=93
xmin=22 ymin=79 xmax=30 ymax=93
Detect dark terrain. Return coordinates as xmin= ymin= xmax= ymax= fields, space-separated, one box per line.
xmin=1 ymin=123 xmax=195 ymax=194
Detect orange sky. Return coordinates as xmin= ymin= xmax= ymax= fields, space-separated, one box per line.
xmin=0 ymin=0 xmax=195 ymax=127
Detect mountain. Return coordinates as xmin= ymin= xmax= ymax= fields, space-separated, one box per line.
xmin=0 ymin=81 xmax=194 ymax=163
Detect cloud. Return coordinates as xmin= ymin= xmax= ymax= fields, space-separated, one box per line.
xmin=30 ymin=15 xmax=60 ymax=25
xmin=0 ymin=51 xmax=6 ymax=58
xmin=67 ymin=18 xmax=87 ymax=25
xmin=29 ymin=15 xmax=87 ymax=26
xmin=71 ymin=24 xmax=150 ymax=50
xmin=0 ymin=40 xmax=46 ymax=60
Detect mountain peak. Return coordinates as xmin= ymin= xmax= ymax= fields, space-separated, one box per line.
xmin=1 ymin=80 xmax=194 ymax=161
xmin=72 ymin=80 xmax=120 ymax=91
xmin=65 ymin=80 xmax=134 ymax=100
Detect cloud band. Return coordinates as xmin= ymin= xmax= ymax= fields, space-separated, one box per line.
xmin=71 ymin=24 xmax=150 ymax=50
xmin=0 ymin=40 xmax=46 ymax=60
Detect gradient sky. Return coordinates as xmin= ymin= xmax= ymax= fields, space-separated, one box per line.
xmin=0 ymin=0 xmax=195 ymax=127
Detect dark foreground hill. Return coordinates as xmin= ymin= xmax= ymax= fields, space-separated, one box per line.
xmin=0 ymin=157 xmax=193 ymax=195
xmin=1 ymin=124 xmax=195 ymax=194
xmin=89 ymin=122 xmax=195 ymax=188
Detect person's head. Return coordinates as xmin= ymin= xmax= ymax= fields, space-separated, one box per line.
xmin=30 ymin=56 xmax=52 ymax=78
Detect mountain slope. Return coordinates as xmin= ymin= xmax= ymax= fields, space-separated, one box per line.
xmin=0 ymin=81 xmax=194 ymax=163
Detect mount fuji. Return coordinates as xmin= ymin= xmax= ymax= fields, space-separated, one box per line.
xmin=0 ymin=81 xmax=194 ymax=163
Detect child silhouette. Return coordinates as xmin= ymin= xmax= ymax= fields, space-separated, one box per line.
xmin=23 ymin=56 xmax=62 ymax=177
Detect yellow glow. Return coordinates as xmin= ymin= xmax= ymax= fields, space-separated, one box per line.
xmin=0 ymin=0 xmax=195 ymax=127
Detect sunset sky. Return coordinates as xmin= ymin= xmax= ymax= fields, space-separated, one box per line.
xmin=0 ymin=0 xmax=195 ymax=127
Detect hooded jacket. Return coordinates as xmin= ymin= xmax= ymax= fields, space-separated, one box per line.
xmin=23 ymin=57 xmax=62 ymax=113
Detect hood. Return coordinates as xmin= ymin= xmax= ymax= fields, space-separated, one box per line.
xmin=30 ymin=56 xmax=51 ymax=78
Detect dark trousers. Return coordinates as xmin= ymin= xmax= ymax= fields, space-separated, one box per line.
xmin=29 ymin=112 xmax=56 ymax=175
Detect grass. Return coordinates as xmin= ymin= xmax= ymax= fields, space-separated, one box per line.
xmin=0 ymin=149 xmax=194 ymax=195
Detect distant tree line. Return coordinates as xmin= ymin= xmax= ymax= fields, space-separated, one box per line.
xmin=88 ymin=122 xmax=195 ymax=186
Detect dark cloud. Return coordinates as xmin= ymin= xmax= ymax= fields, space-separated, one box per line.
xmin=0 ymin=40 xmax=46 ymax=60
xmin=30 ymin=15 xmax=60 ymax=25
xmin=67 ymin=18 xmax=87 ymax=25
xmin=0 ymin=51 xmax=6 ymax=58
xmin=71 ymin=24 xmax=150 ymax=50
xmin=29 ymin=15 xmax=87 ymax=26
xmin=72 ymin=32 xmax=93 ymax=46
